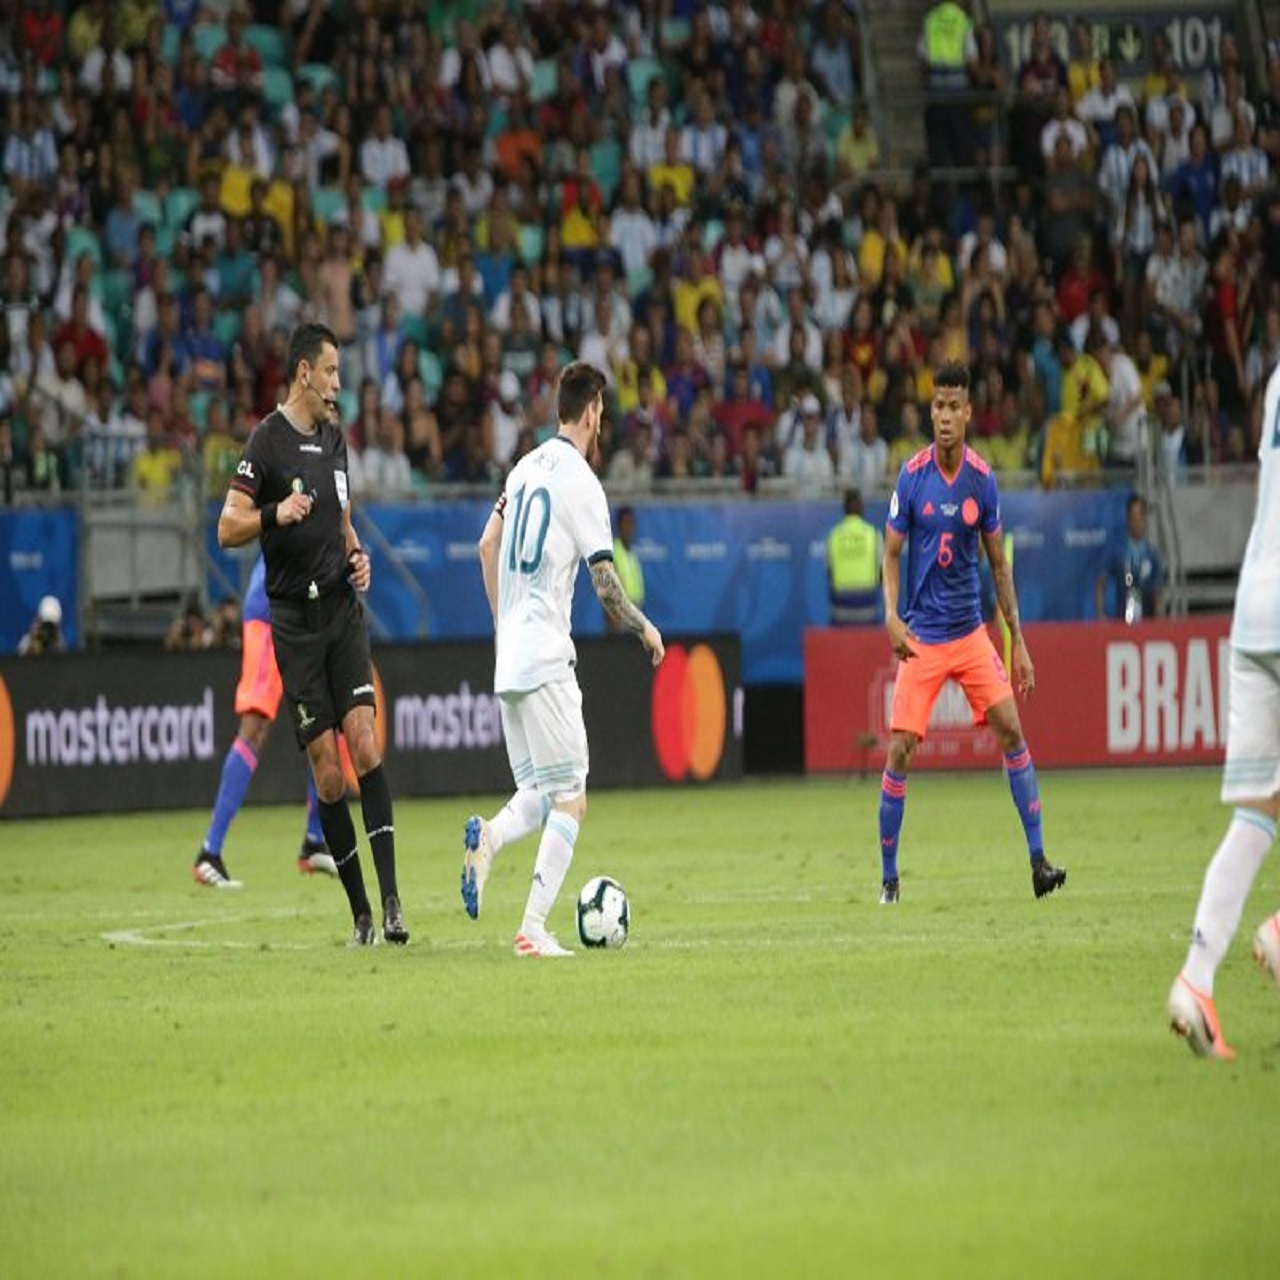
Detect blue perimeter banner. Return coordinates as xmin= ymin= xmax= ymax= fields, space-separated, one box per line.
xmin=0 ymin=507 xmax=79 ymax=653
xmin=205 ymin=490 xmax=1128 ymax=684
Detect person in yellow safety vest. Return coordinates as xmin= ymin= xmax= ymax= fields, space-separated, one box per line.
xmin=918 ymin=0 xmax=978 ymax=171
xmin=609 ymin=504 xmax=645 ymax=632
xmin=827 ymin=488 xmax=882 ymax=625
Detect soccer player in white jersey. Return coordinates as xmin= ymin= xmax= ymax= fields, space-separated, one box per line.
xmin=1169 ymin=360 xmax=1280 ymax=1058
xmin=462 ymin=361 xmax=665 ymax=956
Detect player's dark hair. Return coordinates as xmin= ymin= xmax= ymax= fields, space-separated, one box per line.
xmin=286 ymin=323 xmax=339 ymax=384
xmin=934 ymin=361 xmax=970 ymax=391
xmin=557 ymin=360 xmax=607 ymax=426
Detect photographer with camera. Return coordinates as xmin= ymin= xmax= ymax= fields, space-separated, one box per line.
xmin=19 ymin=595 xmax=67 ymax=656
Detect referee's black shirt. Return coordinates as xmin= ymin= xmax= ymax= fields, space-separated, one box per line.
xmin=230 ymin=407 xmax=352 ymax=601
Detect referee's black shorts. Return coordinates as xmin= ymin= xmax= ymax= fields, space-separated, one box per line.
xmin=269 ymin=588 xmax=375 ymax=748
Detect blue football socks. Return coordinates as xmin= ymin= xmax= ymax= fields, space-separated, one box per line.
xmin=879 ymin=769 xmax=906 ymax=882
xmin=203 ymin=737 xmax=257 ymax=856
xmin=1005 ymin=746 xmax=1045 ymax=862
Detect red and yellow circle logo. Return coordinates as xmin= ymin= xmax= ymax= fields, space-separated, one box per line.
xmin=651 ymin=644 xmax=726 ymax=782
xmin=0 ymin=674 xmax=13 ymax=809
xmin=339 ymin=661 xmax=387 ymax=793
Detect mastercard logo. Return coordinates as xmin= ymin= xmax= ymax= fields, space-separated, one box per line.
xmin=339 ymin=661 xmax=387 ymax=793
xmin=0 ymin=674 xmax=13 ymax=808
xmin=651 ymin=644 xmax=726 ymax=782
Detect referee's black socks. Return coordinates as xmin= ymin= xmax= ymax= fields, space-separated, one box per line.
xmin=318 ymin=796 xmax=371 ymax=918
xmin=358 ymin=764 xmax=399 ymax=905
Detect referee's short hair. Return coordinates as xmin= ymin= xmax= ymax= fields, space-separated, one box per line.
xmin=287 ymin=323 xmax=339 ymax=383
xmin=557 ymin=360 xmax=607 ymax=427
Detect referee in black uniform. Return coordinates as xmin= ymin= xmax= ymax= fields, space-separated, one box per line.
xmin=217 ymin=322 xmax=408 ymax=946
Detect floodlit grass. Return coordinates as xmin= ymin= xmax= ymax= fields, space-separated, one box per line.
xmin=0 ymin=771 xmax=1276 ymax=1278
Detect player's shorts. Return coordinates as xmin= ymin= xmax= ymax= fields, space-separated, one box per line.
xmin=1221 ymin=649 xmax=1280 ymax=804
xmin=234 ymin=618 xmax=283 ymax=720
xmin=268 ymin=588 xmax=375 ymax=748
xmin=499 ymin=677 xmax=589 ymax=804
xmin=890 ymin=624 xmax=1012 ymax=739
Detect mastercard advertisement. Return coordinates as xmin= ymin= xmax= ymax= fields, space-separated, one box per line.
xmin=0 ymin=636 xmax=741 ymax=818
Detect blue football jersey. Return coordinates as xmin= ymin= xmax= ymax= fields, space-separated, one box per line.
xmin=243 ymin=557 xmax=270 ymax=625
xmin=886 ymin=445 xmax=1002 ymax=643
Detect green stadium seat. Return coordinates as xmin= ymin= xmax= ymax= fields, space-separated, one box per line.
xmin=627 ymin=57 xmax=662 ymax=111
xmin=188 ymin=390 xmax=211 ymax=430
xmin=400 ymin=313 xmax=430 ymax=349
xmin=161 ymin=25 xmax=182 ymax=64
xmin=245 ymin=24 xmax=289 ymax=68
xmin=660 ymin=18 xmax=691 ymax=47
xmin=154 ymin=223 xmax=175 ymax=261
xmin=518 ymin=223 xmax=544 ymax=266
xmin=214 ymin=310 xmax=242 ymax=347
xmin=337 ymin=387 xmax=358 ymax=424
xmin=263 ymin=65 xmax=295 ymax=116
xmin=589 ymin=139 xmax=622 ymax=204
xmin=297 ymin=62 xmax=340 ymax=97
xmin=132 ymin=189 xmax=163 ymax=229
xmin=419 ymin=349 xmax=443 ymax=401
xmin=824 ymin=108 xmax=851 ymax=144
xmin=361 ymin=185 xmax=386 ymax=213
xmin=313 ymin=186 xmax=344 ymax=223
xmin=100 ymin=269 xmax=132 ymax=322
xmin=193 ymin=23 xmax=226 ymax=63
xmin=65 ymin=226 xmax=102 ymax=270
xmin=165 ymin=186 xmax=200 ymax=230
xmin=530 ymin=58 xmax=557 ymax=104
xmin=702 ymin=218 xmax=724 ymax=252
xmin=626 ymin=266 xmax=652 ymax=299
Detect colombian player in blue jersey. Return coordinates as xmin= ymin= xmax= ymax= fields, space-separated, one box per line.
xmin=879 ymin=362 xmax=1067 ymax=903
xmin=192 ymin=557 xmax=337 ymax=887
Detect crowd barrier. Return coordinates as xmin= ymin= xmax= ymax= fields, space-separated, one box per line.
xmin=0 ymin=635 xmax=741 ymax=819
xmin=805 ymin=617 xmax=1231 ymax=773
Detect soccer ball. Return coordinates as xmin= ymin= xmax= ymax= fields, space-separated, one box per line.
xmin=576 ymin=876 xmax=630 ymax=949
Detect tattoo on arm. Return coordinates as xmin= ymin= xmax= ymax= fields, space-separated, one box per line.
xmin=591 ymin=562 xmax=646 ymax=637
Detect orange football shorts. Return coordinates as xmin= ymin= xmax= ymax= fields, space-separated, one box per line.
xmin=234 ymin=618 xmax=284 ymax=720
xmin=889 ymin=624 xmax=1012 ymax=739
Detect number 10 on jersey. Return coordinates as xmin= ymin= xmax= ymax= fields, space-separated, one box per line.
xmin=507 ymin=484 xmax=551 ymax=575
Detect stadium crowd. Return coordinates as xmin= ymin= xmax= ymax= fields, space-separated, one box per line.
xmin=0 ymin=0 xmax=1276 ymax=511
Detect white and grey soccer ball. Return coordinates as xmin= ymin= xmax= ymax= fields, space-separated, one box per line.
xmin=576 ymin=876 xmax=630 ymax=949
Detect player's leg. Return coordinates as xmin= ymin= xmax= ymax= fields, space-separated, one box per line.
xmin=513 ymin=679 xmax=588 ymax=957
xmin=960 ymin=629 xmax=1065 ymax=898
xmin=462 ymin=696 xmax=547 ymax=919
xmin=297 ymin=773 xmax=337 ymax=876
xmin=307 ymin=729 xmax=376 ymax=944
xmin=274 ymin=603 xmax=375 ymax=943
xmin=880 ymin=643 xmax=950 ymax=902
xmin=195 ymin=618 xmax=282 ymax=886
xmin=1170 ymin=651 xmax=1280 ymax=1058
xmin=341 ymin=702 xmax=406 ymax=945
xmin=329 ymin=596 xmax=408 ymax=946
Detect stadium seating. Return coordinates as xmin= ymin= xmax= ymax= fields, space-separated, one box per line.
xmin=245 ymin=24 xmax=289 ymax=68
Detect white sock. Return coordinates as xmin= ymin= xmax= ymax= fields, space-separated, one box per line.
xmin=488 ymin=788 xmax=545 ymax=855
xmin=522 ymin=810 xmax=579 ymax=932
xmin=1183 ymin=809 xmax=1276 ymax=993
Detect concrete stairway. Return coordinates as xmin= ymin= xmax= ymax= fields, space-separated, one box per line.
xmin=860 ymin=0 xmax=931 ymax=179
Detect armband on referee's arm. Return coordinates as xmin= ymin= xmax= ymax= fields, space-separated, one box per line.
xmin=260 ymin=502 xmax=278 ymax=530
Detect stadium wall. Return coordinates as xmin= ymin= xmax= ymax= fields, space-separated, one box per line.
xmin=203 ymin=490 xmax=1131 ymax=685
xmin=805 ymin=616 xmax=1232 ymax=773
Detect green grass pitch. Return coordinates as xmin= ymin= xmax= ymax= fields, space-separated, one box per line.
xmin=1 ymin=770 xmax=1276 ymax=1278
